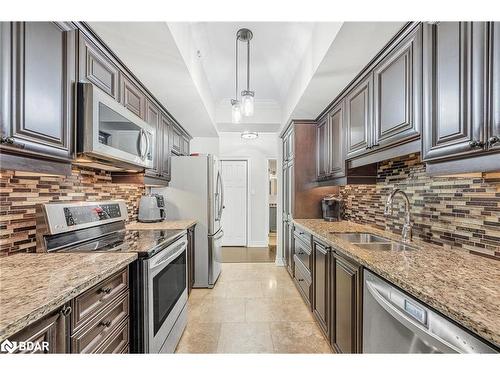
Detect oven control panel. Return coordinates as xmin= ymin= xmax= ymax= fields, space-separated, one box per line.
xmin=41 ymin=200 xmax=129 ymax=234
xmin=63 ymin=203 xmax=122 ymax=226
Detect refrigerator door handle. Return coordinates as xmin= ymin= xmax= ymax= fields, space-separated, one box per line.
xmin=218 ymin=172 xmax=225 ymax=220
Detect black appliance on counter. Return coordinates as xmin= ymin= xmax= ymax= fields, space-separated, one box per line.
xmin=36 ymin=200 xmax=188 ymax=354
xmin=321 ymin=195 xmax=343 ymax=221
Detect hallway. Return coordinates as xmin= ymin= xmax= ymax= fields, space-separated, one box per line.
xmin=176 ymin=263 xmax=332 ymax=353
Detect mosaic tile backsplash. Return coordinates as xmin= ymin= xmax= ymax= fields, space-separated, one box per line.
xmin=0 ymin=167 xmax=145 ymax=256
xmin=339 ymin=153 xmax=500 ymax=259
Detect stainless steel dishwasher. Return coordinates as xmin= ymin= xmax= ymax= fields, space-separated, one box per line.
xmin=363 ymin=270 xmax=498 ymax=353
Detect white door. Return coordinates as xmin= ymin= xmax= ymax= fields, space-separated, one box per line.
xmin=220 ymin=160 xmax=247 ymax=246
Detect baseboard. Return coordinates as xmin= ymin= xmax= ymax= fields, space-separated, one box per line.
xmin=274 ymin=257 xmax=285 ymax=267
xmin=247 ymin=241 xmax=268 ymax=247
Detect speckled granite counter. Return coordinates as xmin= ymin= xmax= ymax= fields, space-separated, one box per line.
xmin=0 ymin=252 xmax=137 ymax=341
xmin=293 ymin=219 xmax=500 ymax=348
xmin=126 ymin=220 xmax=196 ymax=231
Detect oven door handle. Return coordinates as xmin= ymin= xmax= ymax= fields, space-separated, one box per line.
xmin=150 ymin=240 xmax=187 ymax=271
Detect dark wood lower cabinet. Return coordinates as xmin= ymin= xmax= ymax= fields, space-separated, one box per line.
xmin=312 ymin=239 xmax=331 ymax=338
xmin=8 ymin=305 xmax=71 ymax=353
xmin=187 ymin=224 xmax=196 ymax=295
xmin=331 ymin=252 xmax=362 ymax=353
xmin=6 ymin=266 xmax=130 ymax=354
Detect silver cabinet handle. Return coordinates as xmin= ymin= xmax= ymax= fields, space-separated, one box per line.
xmin=469 ymin=139 xmax=485 ymax=148
xmin=488 ymin=136 xmax=499 ymax=146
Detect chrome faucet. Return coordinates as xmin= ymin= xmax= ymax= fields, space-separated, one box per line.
xmin=384 ymin=188 xmax=413 ymax=242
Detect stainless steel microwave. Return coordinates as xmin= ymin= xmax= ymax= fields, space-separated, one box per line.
xmin=76 ymin=82 xmax=155 ymax=171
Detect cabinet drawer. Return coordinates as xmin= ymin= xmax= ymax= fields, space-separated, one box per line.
xmin=95 ymin=320 xmax=129 ymax=354
xmin=71 ymin=268 xmax=128 ymax=332
xmin=293 ymin=227 xmax=312 ymax=248
xmin=71 ymin=291 xmax=129 ymax=353
xmin=294 ymin=258 xmax=312 ymax=307
xmin=294 ymin=236 xmax=311 ymax=271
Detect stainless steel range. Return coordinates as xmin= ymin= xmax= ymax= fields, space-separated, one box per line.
xmin=36 ymin=200 xmax=188 ymax=353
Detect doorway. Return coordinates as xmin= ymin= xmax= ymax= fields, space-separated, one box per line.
xmin=220 ymin=159 xmax=248 ymax=247
xmin=267 ymin=159 xmax=277 ymax=253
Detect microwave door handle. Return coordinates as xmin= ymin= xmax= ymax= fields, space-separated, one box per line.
xmin=138 ymin=129 xmax=147 ymax=159
xmin=145 ymin=130 xmax=151 ymax=160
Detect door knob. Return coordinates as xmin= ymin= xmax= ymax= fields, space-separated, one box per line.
xmin=469 ymin=139 xmax=485 ymax=148
xmin=488 ymin=136 xmax=499 ymax=146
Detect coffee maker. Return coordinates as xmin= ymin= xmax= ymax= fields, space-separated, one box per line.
xmin=321 ymin=195 xmax=343 ymax=221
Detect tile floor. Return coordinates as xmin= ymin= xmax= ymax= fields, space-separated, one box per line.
xmin=176 ymin=263 xmax=332 ymax=353
xmin=220 ymin=246 xmax=276 ymax=263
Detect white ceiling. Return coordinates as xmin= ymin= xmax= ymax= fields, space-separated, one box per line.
xmin=89 ymin=22 xmax=405 ymax=137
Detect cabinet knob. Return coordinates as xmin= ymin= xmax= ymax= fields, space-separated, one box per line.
xmin=99 ymin=287 xmax=112 ymax=294
xmin=469 ymin=139 xmax=485 ymax=148
xmin=488 ymin=136 xmax=499 ymax=146
xmin=99 ymin=320 xmax=112 ymax=327
xmin=60 ymin=305 xmax=72 ymax=316
xmin=0 ymin=136 xmax=24 ymax=149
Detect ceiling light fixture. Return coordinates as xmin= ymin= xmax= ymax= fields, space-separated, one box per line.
xmin=241 ymin=131 xmax=258 ymax=140
xmin=232 ymin=28 xmax=255 ymax=123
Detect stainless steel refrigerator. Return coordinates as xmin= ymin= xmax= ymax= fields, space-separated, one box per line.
xmin=163 ymin=155 xmax=224 ymax=288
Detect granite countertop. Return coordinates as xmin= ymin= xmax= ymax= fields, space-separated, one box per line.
xmin=126 ymin=219 xmax=197 ymax=231
xmin=293 ymin=219 xmax=500 ymax=348
xmin=0 ymin=252 xmax=137 ymax=341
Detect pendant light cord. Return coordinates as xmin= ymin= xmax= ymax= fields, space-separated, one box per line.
xmin=235 ymin=36 xmax=239 ymax=100
xmin=246 ymin=40 xmax=250 ymax=91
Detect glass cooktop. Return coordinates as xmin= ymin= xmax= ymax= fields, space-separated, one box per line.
xmin=59 ymin=229 xmax=185 ymax=258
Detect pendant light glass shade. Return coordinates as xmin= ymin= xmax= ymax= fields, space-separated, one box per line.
xmin=241 ymin=90 xmax=254 ymax=117
xmin=231 ymin=99 xmax=242 ymax=123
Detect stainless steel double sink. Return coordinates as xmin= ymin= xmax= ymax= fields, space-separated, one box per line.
xmin=330 ymin=232 xmax=417 ymax=251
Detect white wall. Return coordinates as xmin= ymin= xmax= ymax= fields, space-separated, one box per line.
xmin=190 ymin=137 xmax=220 ymax=156
xmin=218 ymin=132 xmax=279 ymax=248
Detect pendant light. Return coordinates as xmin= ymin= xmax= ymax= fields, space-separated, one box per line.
xmin=231 ymin=28 xmax=255 ymax=123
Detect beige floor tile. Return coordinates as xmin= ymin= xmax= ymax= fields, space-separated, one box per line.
xmin=189 ymin=297 xmax=246 ymax=323
xmin=217 ymin=322 xmax=273 ymax=353
xmin=270 ymin=322 xmax=332 ymax=353
xmin=245 ymin=297 xmax=314 ymax=323
xmin=177 ymin=263 xmax=330 ymax=354
xmin=176 ymin=322 xmax=221 ymax=353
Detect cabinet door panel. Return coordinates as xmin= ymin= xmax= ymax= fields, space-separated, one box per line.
xmin=161 ymin=116 xmax=171 ymax=180
xmin=489 ymin=22 xmax=500 ymax=151
xmin=346 ymin=75 xmax=372 ymax=158
xmin=171 ymin=126 xmax=182 ymax=154
xmin=79 ymin=34 xmax=119 ymax=100
xmin=3 ymin=22 xmax=75 ymax=160
xmin=120 ymin=75 xmax=145 ymax=119
xmin=313 ymin=241 xmax=330 ymax=337
xmin=423 ymin=22 xmax=487 ymax=161
xmin=373 ymin=25 xmax=422 ymax=148
xmin=328 ymin=103 xmax=345 ymax=178
xmin=316 ymin=117 xmax=329 ymax=178
xmin=332 ymin=254 xmax=361 ymax=354
xmin=145 ymin=101 xmax=161 ymax=177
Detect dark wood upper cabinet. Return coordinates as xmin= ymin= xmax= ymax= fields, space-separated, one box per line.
xmin=373 ymin=24 xmax=422 ymax=149
xmin=328 ymin=103 xmax=346 ymax=178
xmin=422 ymin=22 xmax=488 ymax=161
xmin=160 ymin=115 xmax=172 ymax=180
xmin=331 ymin=252 xmax=362 ymax=354
xmin=489 ymin=22 xmax=500 ymax=152
xmin=79 ymin=33 xmax=119 ymax=100
xmin=120 ymin=74 xmax=146 ymax=120
xmin=145 ymin=100 xmax=161 ymax=177
xmin=345 ymin=74 xmax=373 ymax=158
xmin=171 ymin=125 xmax=182 ymax=155
xmin=316 ymin=117 xmax=329 ymax=179
xmin=313 ymin=239 xmax=331 ymax=339
xmin=1 ymin=22 xmax=76 ymax=162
